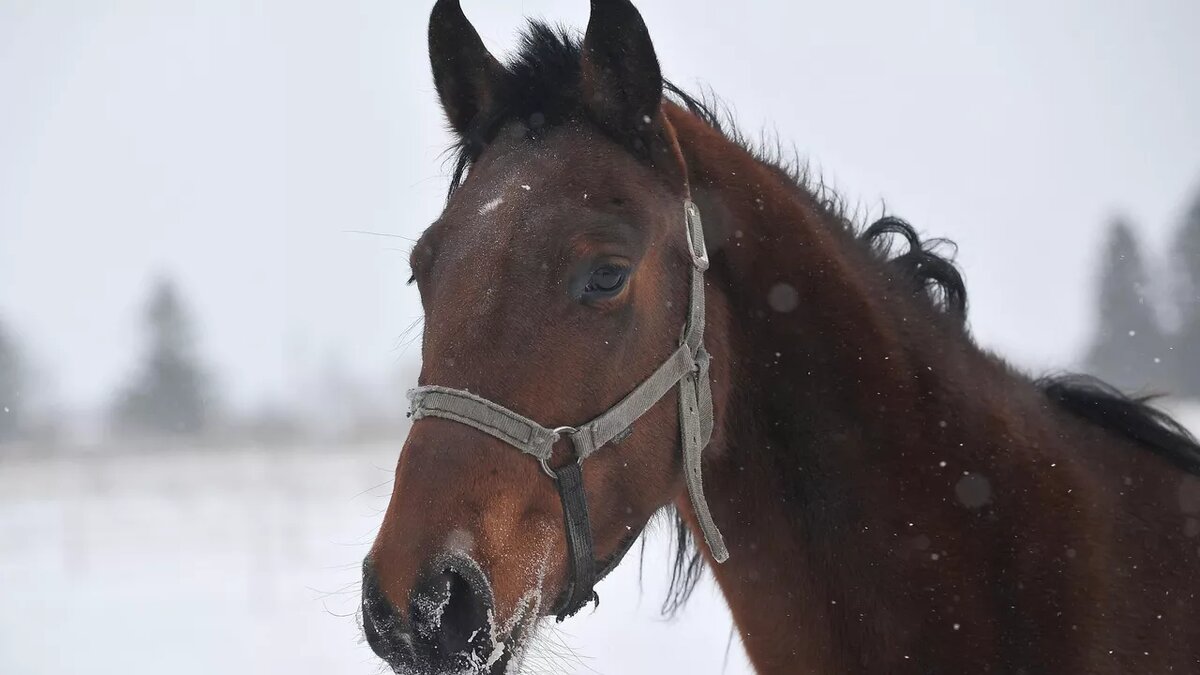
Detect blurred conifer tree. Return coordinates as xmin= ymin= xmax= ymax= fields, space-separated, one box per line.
xmin=1084 ymin=218 xmax=1169 ymax=392
xmin=112 ymin=277 xmax=214 ymax=437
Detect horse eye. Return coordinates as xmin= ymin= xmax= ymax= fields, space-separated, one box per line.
xmin=584 ymin=265 xmax=628 ymax=296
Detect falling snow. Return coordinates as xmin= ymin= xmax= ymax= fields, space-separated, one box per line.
xmin=767 ymin=283 xmax=799 ymax=313
xmin=955 ymin=472 xmax=992 ymax=509
xmin=478 ymin=197 xmax=504 ymax=216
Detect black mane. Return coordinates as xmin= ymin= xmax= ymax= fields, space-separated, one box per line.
xmin=1039 ymin=375 xmax=1200 ymax=475
xmin=439 ymin=20 xmax=1200 ymax=613
xmin=446 ymin=23 xmax=585 ymax=199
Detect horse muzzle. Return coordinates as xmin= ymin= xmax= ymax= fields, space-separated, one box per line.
xmin=362 ymin=554 xmax=511 ymax=674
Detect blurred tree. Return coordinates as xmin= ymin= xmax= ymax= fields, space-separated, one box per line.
xmin=0 ymin=318 xmax=25 ymax=442
xmin=1084 ymin=218 xmax=1169 ymax=392
xmin=112 ymin=278 xmax=214 ymax=437
xmin=1172 ymin=187 xmax=1200 ymax=397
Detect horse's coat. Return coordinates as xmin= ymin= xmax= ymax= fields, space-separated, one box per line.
xmin=362 ymin=2 xmax=1200 ymax=673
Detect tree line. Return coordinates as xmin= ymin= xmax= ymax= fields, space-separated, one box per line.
xmin=0 ymin=276 xmax=410 ymax=446
xmin=0 ymin=278 xmax=212 ymax=443
xmin=1085 ymin=185 xmax=1200 ymax=396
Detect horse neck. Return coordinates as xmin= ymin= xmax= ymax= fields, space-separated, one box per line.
xmin=668 ymin=108 xmax=1026 ymax=672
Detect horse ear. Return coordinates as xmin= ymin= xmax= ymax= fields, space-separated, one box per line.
xmin=428 ymin=0 xmax=506 ymax=136
xmin=580 ymin=0 xmax=664 ymax=143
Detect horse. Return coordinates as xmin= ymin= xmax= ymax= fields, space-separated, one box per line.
xmin=360 ymin=1 xmax=1200 ymax=672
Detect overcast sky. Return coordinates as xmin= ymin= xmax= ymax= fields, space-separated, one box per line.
xmin=1 ymin=0 xmax=1198 ymax=411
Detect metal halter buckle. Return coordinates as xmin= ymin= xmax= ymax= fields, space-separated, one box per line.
xmin=539 ymin=426 xmax=581 ymax=479
xmin=684 ymin=201 xmax=709 ymax=271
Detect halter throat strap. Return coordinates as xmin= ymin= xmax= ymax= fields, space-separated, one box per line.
xmin=407 ymin=199 xmax=728 ymax=621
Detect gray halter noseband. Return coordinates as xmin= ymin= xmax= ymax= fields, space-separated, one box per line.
xmin=407 ymin=200 xmax=728 ymax=620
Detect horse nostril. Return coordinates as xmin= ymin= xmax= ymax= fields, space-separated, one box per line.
xmin=410 ymin=566 xmax=492 ymax=661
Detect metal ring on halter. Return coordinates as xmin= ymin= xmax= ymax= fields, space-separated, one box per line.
xmin=539 ymin=426 xmax=581 ymax=479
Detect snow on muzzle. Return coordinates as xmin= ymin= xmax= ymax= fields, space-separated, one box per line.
xmin=362 ymin=552 xmax=510 ymax=674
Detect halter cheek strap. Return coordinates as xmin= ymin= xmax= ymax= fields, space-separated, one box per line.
xmin=407 ymin=199 xmax=728 ymax=621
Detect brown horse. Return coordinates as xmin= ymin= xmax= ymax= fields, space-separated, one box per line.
xmin=361 ymin=1 xmax=1200 ymax=672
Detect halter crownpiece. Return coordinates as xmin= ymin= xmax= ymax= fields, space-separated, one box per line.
xmin=407 ymin=199 xmax=728 ymax=620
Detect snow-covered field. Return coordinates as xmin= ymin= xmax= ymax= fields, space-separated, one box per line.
xmin=0 ymin=443 xmax=753 ymax=675
xmin=2 ymin=401 xmax=1197 ymax=675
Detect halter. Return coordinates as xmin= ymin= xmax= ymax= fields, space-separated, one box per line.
xmin=407 ymin=200 xmax=728 ymax=620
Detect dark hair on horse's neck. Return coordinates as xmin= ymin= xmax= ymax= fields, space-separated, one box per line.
xmin=1039 ymin=375 xmax=1200 ymax=475
xmin=438 ymin=19 xmax=1200 ymax=615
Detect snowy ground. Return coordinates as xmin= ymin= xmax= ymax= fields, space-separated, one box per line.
xmin=2 ymin=401 xmax=1197 ymax=675
xmin=0 ymin=443 xmax=753 ymax=675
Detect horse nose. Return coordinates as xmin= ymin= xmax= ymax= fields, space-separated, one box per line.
xmin=361 ymin=558 xmax=412 ymax=669
xmin=361 ymin=554 xmax=495 ymax=672
xmin=409 ymin=561 xmax=493 ymax=661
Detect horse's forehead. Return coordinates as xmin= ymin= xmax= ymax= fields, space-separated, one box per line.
xmin=440 ymin=134 xmax=628 ymax=252
xmin=475 ymin=131 xmax=623 ymax=195
xmin=440 ymin=173 xmax=574 ymax=262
